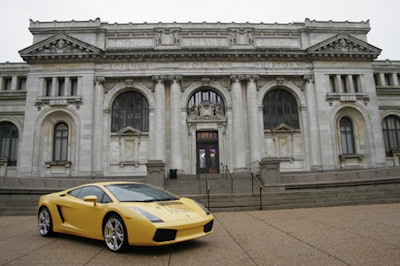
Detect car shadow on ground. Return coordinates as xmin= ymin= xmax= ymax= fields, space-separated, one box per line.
xmin=53 ymin=232 xmax=207 ymax=255
xmin=131 ymin=239 xmax=207 ymax=255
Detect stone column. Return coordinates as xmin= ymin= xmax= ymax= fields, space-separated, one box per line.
xmin=245 ymin=75 xmax=264 ymax=169
xmin=393 ymin=73 xmax=399 ymax=86
xmin=64 ymin=77 xmax=71 ymax=96
xmin=146 ymin=160 xmax=165 ymax=188
xmin=51 ymin=77 xmax=57 ymax=96
xmin=230 ymin=75 xmax=247 ymax=171
xmin=92 ymin=76 xmax=105 ymax=176
xmin=153 ymin=76 xmax=166 ymax=161
xmin=379 ymin=73 xmax=386 ymax=86
xmin=336 ymin=75 xmax=343 ymax=93
xmin=170 ymin=76 xmax=183 ymax=171
xmin=11 ymin=76 xmax=18 ymax=91
xmin=304 ymin=74 xmax=322 ymax=170
xmin=348 ymin=75 xmax=355 ymax=93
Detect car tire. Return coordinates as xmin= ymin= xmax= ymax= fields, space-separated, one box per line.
xmin=103 ymin=215 xmax=129 ymax=252
xmin=38 ymin=207 xmax=54 ymax=237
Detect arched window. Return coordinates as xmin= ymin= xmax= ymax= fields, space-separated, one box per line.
xmin=340 ymin=117 xmax=355 ymax=154
xmin=263 ymin=89 xmax=299 ymax=129
xmin=0 ymin=122 xmax=18 ymax=166
xmin=187 ymin=89 xmax=225 ymax=114
xmin=111 ymin=91 xmax=149 ymax=132
xmin=53 ymin=122 xmax=68 ymax=161
xmin=382 ymin=115 xmax=400 ymax=156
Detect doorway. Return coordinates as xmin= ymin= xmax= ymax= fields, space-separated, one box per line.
xmin=196 ymin=131 xmax=219 ymax=174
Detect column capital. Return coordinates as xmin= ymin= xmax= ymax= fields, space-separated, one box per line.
xmin=242 ymin=74 xmax=259 ymax=82
xmin=94 ymin=76 xmax=105 ymax=85
xmin=230 ymin=74 xmax=243 ymax=82
xmin=152 ymin=75 xmax=167 ymax=83
xmin=303 ymin=74 xmax=314 ymax=84
xmin=172 ymin=75 xmax=183 ymax=82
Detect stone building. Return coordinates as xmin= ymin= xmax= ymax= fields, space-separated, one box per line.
xmin=0 ymin=18 xmax=399 ymax=183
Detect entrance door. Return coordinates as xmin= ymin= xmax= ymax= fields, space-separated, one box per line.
xmin=196 ymin=131 xmax=219 ymax=174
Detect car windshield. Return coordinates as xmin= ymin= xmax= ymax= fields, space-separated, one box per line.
xmin=105 ymin=183 xmax=179 ymax=202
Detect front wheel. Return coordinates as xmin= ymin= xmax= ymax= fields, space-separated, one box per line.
xmin=103 ymin=215 xmax=129 ymax=252
xmin=38 ymin=207 xmax=53 ymax=237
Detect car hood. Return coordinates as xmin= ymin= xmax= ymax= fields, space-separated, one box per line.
xmin=121 ymin=199 xmax=207 ymax=221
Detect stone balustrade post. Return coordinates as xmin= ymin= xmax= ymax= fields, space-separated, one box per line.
xmin=259 ymin=157 xmax=280 ymax=186
xmin=146 ymin=160 xmax=165 ymax=188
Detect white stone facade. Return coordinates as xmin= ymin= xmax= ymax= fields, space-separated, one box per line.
xmin=0 ymin=18 xmax=399 ymax=179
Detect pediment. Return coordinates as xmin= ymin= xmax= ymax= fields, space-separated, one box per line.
xmin=19 ymin=33 xmax=102 ymax=61
xmin=117 ymin=127 xmax=142 ymax=136
xmin=272 ymin=123 xmax=294 ymax=133
xmin=307 ymin=33 xmax=381 ymax=59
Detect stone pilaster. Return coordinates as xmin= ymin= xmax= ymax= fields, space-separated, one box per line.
xmin=245 ymin=75 xmax=264 ymax=170
xmin=92 ymin=76 xmax=105 ymax=176
xmin=170 ymin=76 xmax=183 ymax=171
xmin=230 ymin=75 xmax=246 ymax=172
xmin=153 ymin=76 xmax=166 ymax=161
xmin=304 ymin=74 xmax=322 ymax=170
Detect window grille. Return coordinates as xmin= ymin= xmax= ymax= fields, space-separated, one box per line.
xmin=53 ymin=122 xmax=68 ymax=161
xmin=340 ymin=117 xmax=355 ymax=154
xmin=111 ymin=91 xmax=149 ymax=132
xmin=382 ymin=115 xmax=400 ymax=156
xmin=0 ymin=122 xmax=18 ymax=166
xmin=263 ymin=89 xmax=299 ymax=129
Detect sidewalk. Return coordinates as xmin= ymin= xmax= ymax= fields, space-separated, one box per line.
xmin=1 ymin=203 xmax=399 ymax=265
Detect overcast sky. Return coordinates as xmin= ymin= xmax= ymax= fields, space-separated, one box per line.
xmin=1 ymin=0 xmax=399 ymax=62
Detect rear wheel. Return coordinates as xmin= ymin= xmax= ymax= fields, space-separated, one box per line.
xmin=38 ymin=207 xmax=53 ymax=237
xmin=103 ymin=215 xmax=128 ymax=252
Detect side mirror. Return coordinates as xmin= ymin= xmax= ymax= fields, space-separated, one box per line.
xmin=83 ymin=195 xmax=98 ymax=206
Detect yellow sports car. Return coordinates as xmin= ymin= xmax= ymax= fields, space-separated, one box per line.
xmin=37 ymin=181 xmax=214 ymax=252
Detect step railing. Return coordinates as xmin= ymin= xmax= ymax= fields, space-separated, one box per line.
xmin=205 ymin=173 xmax=211 ymax=209
xmin=251 ymin=172 xmax=263 ymax=210
xmin=221 ymin=163 xmax=234 ymax=194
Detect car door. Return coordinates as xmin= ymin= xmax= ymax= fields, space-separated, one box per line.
xmin=60 ymin=186 xmax=110 ymax=239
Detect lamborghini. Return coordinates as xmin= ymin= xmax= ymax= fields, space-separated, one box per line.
xmin=36 ymin=181 xmax=214 ymax=252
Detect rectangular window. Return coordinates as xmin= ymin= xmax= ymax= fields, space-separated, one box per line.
xmin=384 ymin=73 xmax=392 ymax=86
xmin=45 ymin=78 xmax=52 ymax=96
xmin=70 ymin=77 xmax=78 ymax=96
xmin=58 ymin=78 xmax=65 ymax=96
xmin=341 ymin=75 xmax=349 ymax=93
xmin=53 ymin=124 xmax=68 ymax=161
xmin=373 ymin=74 xmax=380 ymax=86
xmin=352 ymin=75 xmax=361 ymax=93
xmin=329 ymin=75 xmax=337 ymax=93
xmin=3 ymin=77 xmax=12 ymax=90
xmin=340 ymin=118 xmax=355 ymax=154
xmin=17 ymin=77 xmax=27 ymax=91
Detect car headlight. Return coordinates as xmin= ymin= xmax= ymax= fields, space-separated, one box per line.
xmin=129 ymin=207 xmax=163 ymax=223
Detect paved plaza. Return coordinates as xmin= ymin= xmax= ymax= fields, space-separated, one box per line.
xmin=1 ymin=203 xmax=399 ymax=265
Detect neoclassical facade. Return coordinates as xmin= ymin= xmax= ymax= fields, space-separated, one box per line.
xmin=0 ymin=18 xmax=399 ymax=179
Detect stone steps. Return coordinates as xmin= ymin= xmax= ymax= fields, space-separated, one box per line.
xmin=190 ymin=184 xmax=400 ymax=212
xmin=1 ymin=169 xmax=400 ymax=215
xmin=1 ymin=183 xmax=399 ymax=215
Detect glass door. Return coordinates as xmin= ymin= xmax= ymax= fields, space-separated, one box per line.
xmin=196 ymin=131 xmax=219 ymax=174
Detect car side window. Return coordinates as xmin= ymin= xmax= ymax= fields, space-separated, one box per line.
xmin=68 ymin=188 xmax=81 ymax=198
xmin=69 ymin=186 xmax=112 ymax=203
